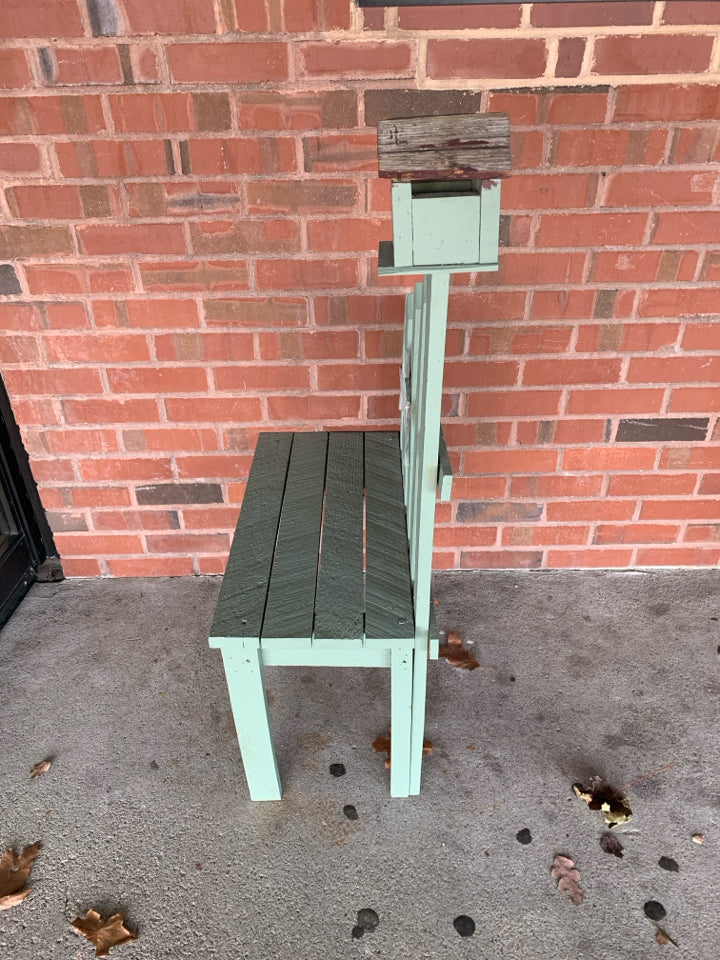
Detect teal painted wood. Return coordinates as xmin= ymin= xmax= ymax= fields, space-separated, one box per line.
xmin=313 ymin=431 xmax=364 ymax=645
xmin=210 ymin=432 xmax=292 ymax=641
xmin=261 ymin=432 xmax=327 ymax=642
xmin=399 ymin=288 xmax=415 ymax=475
xmin=404 ymin=279 xmax=427 ymax=585
xmin=479 ymin=180 xmax=502 ymax=268
xmin=391 ymin=182 xmax=413 ymax=267
xmin=261 ymin=647 xmax=393 ymax=668
xmin=411 ymin=192 xmax=481 ymax=267
xmin=390 ymin=646 xmax=413 ymax=797
xmin=365 ymin=431 xmax=415 ymax=641
xmin=438 ymin=425 xmax=453 ymax=501
xmin=220 ymin=644 xmax=281 ymax=801
xmin=378 ymin=240 xmax=499 ymax=275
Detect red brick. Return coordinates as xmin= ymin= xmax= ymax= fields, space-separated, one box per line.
xmin=45 ymin=46 xmax=123 ymax=85
xmin=68 ymin=487 xmax=131 ymax=508
xmin=266 ymin=395 xmax=361 ymax=422
xmin=176 ymin=455 xmax=252 ymax=479
xmin=536 ymin=213 xmax=648 ymax=248
xmin=6 ymin=184 xmax=83 ymax=220
xmin=107 ymin=366 xmax=208 ymax=394
xmin=304 ymin=134 xmax=377 ymax=173
xmin=46 ymin=302 xmax=93 ymax=330
xmin=594 ymin=35 xmax=713 ymax=75
xmin=670 ymin=389 xmax=720 ymax=413
xmin=283 ymin=0 xmax=350 ymax=31
xmin=78 ymin=224 xmax=186 ymax=256
xmin=639 ymin=288 xmax=719 ymax=318
xmin=204 ymin=297 xmax=307 ymax=327
xmin=4 ymin=368 xmax=103 ymax=396
xmin=636 ymin=545 xmax=720 ymax=565
xmin=532 ymin=1 xmax=653 ymax=26
xmin=593 ymin=251 xmax=662 ymax=283
xmin=563 ymin=447 xmax=657 ymax=471
xmin=316 ymin=363 xmax=397 ymax=391
xmin=181 ymin=506 xmax=238 ymax=529
xmin=487 ymin=92 xmax=539 ymax=125
xmin=0 ymin=48 xmax=32 ymax=88
xmin=451 ymin=477 xmax=508 ymax=500
xmin=0 ymin=336 xmax=41 ymax=365
xmin=0 ymin=0 xmax=83 ymax=37
xmin=553 ymin=129 xmax=632 ymax=167
xmin=62 ymin=397 xmax=160 ymax=425
xmin=126 ymin=182 xmax=239 ymax=219
xmin=259 ymin=331 xmax=358 ymax=361
xmin=547 ymin=548 xmax=634 ymax=568
xmin=46 ymin=334 xmax=149 ymax=364
xmin=609 ymin=473 xmax=699 ymax=497
xmin=660 ymin=447 xmax=720 ymax=470
xmin=545 ymin=92 xmax=608 ymax=125
xmin=307 ymin=218 xmax=386 ymax=253
xmin=0 ymin=143 xmax=42 ymax=174
xmin=120 ymin=0 xmax=215 ymax=33
xmin=629 ymin=356 xmax=720 ymax=384
xmin=445 ymin=361 xmax=519 ymax=388
xmin=165 ymin=397 xmax=262 ymax=423
xmin=460 ymin=549 xmax=543 ymax=569
xmin=531 ymin=290 xmax=595 ymax=320
xmin=553 ymin=419 xmax=608 ymax=445
xmin=0 ymin=304 xmax=42 ymax=331
xmin=55 ymin=139 xmax=170 ymax=177
xmin=503 ymin=525 xmax=590 ymax=547
xmin=548 ymin=500 xmax=636 ymax=522
xmin=683 ymin=524 xmax=720 ymax=542
xmin=248 ymin=180 xmax=359 ymax=216
xmin=502 ymin=173 xmax=594 ymax=211
xmin=60 ymin=557 xmax=102 ymax=576
xmin=94 ymin=299 xmax=199 ymax=329
xmin=641 ymin=499 xmax=720 ymax=521
xmin=448 ymin=291 xmax=526 ymax=323
xmin=139 ymin=260 xmax=249 ymax=293
xmin=42 ymin=428 xmax=119 ymax=455
xmin=56 ymin=533 xmax=145 ymax=556
xmin=79 ymin=457 xmax=173 ymax=482
xmin=682 ymin=324 xmax=720 ymax=351
xmin=124 ymin=427 xmax=218 ymax=452
xmin=299 ymin=41 xmax=412 ymax=78
xmin=398 ymin=3 xmax=520 ymax=28
xmin=523 ymin=359 xmax=621 ymax=387
xmin=427 ymin=39 xmax=547 ymax=80
xmin=699 ymin=473 xmax=720 ymax=494
xmin=109 ymin=557 xmax=194 ymax=576
xmin=237 ymin=90 xmax=358 ymax=131
xmin=614 ymin=84 xmax=720 ymax=121
xmin=654 ymin=212 xmax=720 ymax=246
xmin=556 ymin=38 xmax=586 ymax=79
xmin=581 ymin=323 xmax=680 ymax=354
xmin=256 ymin=258 xmax=357 ymax=291
xmin=503 ymin=252 xmax=586 ymax=286
xmin=146 ymin=533 xmax=229 ymax=553
xmin=154 ymin=332 xmax=252 ymax=363
xmin=15 ymin=95 xmax=107 ymax=135
xmin=190 ymin=219 xmax=299 ymax=256
xmin=435 ymin=527 xmax=498 ymax=551
xmin=214 ymin=363 xmax=311 ymax=391
xmin=670 ymin=126 xmax=718 ymax=164
xmin=109 ymin=92 xmax=230 ymax=133
xmin=663 ymin=2 xmax=720 ymax=24
xmin=361 ymin=6 xmax=385 ymax=30
xmin=466 ymin=390 xmax=561 ymax=418
xmin=187 ymin=137 xmax=297 ymax=175
xmin=167 ymin=42 xmax=288 ymax=83
xmin=464 ymin=449 xmax=558 ymax=474
xmin=595 ymin=523 xmax=680 ymax=544
xmin=606 ymin=171 xmax=716 ymax=207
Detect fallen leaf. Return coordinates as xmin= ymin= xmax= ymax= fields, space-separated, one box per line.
xmin=372 ymin=729 xmax=433 ymax=769
xmin=30 ymin=757 xmax=53 ymax=779
xmin=691 ymin=833 xmax=705 ymax=844
xmin=656 ymin=927 xmax=678 ymax=947
xmin=551 ymin=854 xmax=584 ymax=905
xmin=573 ymin=777 xmax=632 ymax=826
xmin=600 ymin=834 xmax=624 ymax=858
xmin=439 ymin=631 xmax=479 ymax=671
xmin=72 ymin=909 xmax=137 ymax=957
xmin=0 ymin=841 xmax=41 ymax=911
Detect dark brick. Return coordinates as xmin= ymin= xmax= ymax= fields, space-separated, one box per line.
xmin=364 ymin=88 xmax=483 ymax=126
xmin=594 ymin=288 xmax=617 ymax=319
xmin=47 ymin=512 xmax=88 ymax=532
xmin=616 ymin=418 xmax=709 ymax=443
xmin=87 ymin=0 xmax=118 ymax=36
xmin=0 ymin=264 xmax=21 ymax=295
xmin=136 ymin=482 xmax=223 ymax=505
xmin=118 ymin=44 xmax=134 ymax=85
xmin=457 ymin=501 xmax=543 ymax=523
xmin=193 ymin=93 xmax=232 ymax=132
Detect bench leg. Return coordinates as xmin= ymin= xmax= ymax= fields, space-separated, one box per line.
xmin=390 ymin=646 xmax=413 ymax=798
xmin=408 ymin=650 xmax=429 ymax=795
xmin=220 ymin=645 xmax=281 ymax=801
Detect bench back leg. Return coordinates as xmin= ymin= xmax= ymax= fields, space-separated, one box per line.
xmin=220 ymin=644 xmax=282 ymax=801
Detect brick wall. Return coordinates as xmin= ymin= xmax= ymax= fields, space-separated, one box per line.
xmin=1 ymin=1 xmax=720 ymax=576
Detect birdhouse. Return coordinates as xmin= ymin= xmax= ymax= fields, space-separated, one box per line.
xmin=376 ymin=112 xmax=511 ymax=275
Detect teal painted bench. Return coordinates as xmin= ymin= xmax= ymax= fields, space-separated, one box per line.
xmin=210 ymin=275 xmax=453 ymax=799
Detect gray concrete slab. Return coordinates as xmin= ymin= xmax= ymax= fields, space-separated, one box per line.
xmin=0 ymin=571 xmax=718 ymax=959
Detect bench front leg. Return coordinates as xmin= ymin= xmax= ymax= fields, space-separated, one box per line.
xmin=219 ymin=643 xmax=281 ymax=801
xmin=390 ymin=645 xmax=413 ymax=798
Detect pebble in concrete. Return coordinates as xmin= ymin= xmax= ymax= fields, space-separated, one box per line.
xmin=644 ymin=901 xmax=667 ymax=921
xmin=343 ymin=805 xmax=358 ymax=821
xmin=352 ymin=908 xmax=379 ymax=938
xmin=329 ymin=763 xmax=346 ymax=777
xmin=658 ymin=856 xmax=679 ymax=873
xmin=516 ymin=828 xmax=532 ymax=845
xmin=453 ymin=916 xmax=476 ymax=937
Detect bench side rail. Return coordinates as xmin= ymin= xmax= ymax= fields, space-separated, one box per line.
xmin=400 ymin=273 xmax=450 ymax=641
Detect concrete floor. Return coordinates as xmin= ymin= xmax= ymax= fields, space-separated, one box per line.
xmin=0 ymin=571 xmax=718 ymax=960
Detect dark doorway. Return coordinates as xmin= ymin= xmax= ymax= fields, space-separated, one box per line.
xmin=0 ymin=376 xmax=61 ymax=629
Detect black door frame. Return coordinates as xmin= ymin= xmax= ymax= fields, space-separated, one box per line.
xmin=0 ymin=375 xmax=60 ymax=628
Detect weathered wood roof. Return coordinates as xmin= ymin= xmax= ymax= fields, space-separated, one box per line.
xmin=377 ymin=112 xmax=511 ymax=181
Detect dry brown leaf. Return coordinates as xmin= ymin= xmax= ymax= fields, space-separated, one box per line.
xmin=600 ymin=834 xmax=624 ymax=858
xmin=573 ymin=777 xmax=632 ymax=826
xmin=691 ymin=833 xmax=705 ymax=844
xmin=372 ymin=729 xmax=433 ymax=769
xmin=72 ymin=909 xmax=137 ymax=957
xmin=30 ymin=757 xmax=53 ymax=779
xmin=0 ymin=841 xmax=41 ymax=911
xmin=439 ymin=631 xmax=479 ymax=671
xmin=656 ymin=927 xmax=678 ymax=947
xmin=551 ymin=854 xmax=584 ymax=905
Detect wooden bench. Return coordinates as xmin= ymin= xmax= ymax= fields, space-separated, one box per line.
xmin=209 ymin=113 xmax=510 ymax=800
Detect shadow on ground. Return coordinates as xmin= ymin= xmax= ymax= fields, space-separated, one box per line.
xmin=0 ymin=571 xmax=718 ymax=959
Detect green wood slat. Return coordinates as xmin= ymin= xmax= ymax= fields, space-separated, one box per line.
xmin=210 ymin=432 xmax=292 ymax=640
xmin=313 ymin=431 xmax=364 ymax=644
xmin=261 ymin=432 xmax=328 ymax=642
xmin=365 ymin=431 xmax=414 ymax=640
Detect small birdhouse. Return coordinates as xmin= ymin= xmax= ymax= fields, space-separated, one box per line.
xmin=376 ymin=112 xmax=511 ymax=275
